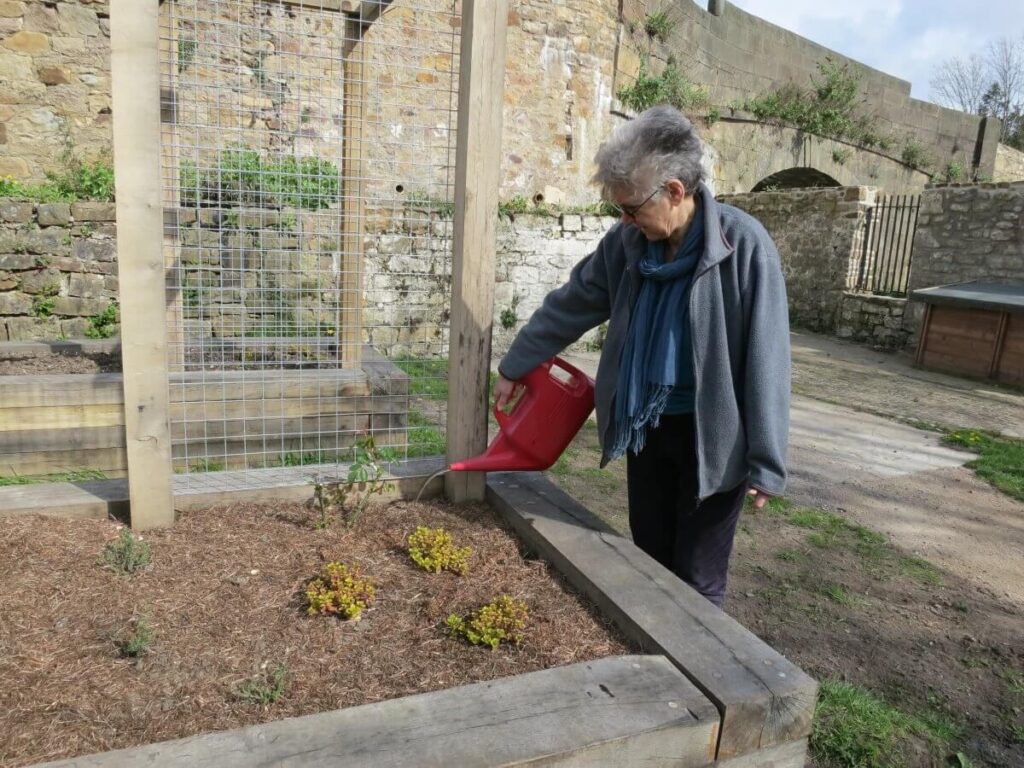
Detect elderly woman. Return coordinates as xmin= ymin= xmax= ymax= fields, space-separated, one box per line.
xmin=494 ymin=105 xmax=790 ymax=609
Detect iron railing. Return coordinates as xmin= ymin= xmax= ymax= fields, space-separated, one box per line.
xmin=856 ymin=194 xmax=921 ymax=297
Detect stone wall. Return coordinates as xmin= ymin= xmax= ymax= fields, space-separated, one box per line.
xmin=994 ymin=144 xmax=1024 ymax=183
xmin=0 ymin=0 xmax=112 ymax=180
xmin=905 ymin=181 xmax=1024 ymax=333
xmin=836 ymin=292 xmax=911 ymax=350
xmin=0 ymin=197 xmax=117 ymax=340
xmin=0 ymin=0 xmax=991 ymax=207
xmin=362 ymin=206 xmax=614 ymax=357
xmin=719 ymin=187 xmax=875 ymax=333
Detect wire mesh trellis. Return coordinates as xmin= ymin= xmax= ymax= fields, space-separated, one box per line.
xmin=160 ymin=0 xmax=459 ymax=487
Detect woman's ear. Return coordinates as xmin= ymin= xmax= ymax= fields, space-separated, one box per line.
xmin=665 ymin=179 xmax=686 ymax=202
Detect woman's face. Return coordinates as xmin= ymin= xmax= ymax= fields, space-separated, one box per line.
xmin=612 ymin=183 xmax=674 ymax=241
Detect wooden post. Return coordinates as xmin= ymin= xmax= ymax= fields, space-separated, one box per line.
xmin=339 ymin=16 xmax=367 ymax=370
xmin=445 ymin=0 xmax=508 ymax=503
xmin=111 ymin=0 xmax=175 ymax=529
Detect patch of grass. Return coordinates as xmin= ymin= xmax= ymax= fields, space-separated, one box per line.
xmin=32 ymin=295 xmax=56 ymax=318
xmin=235 ymin=664 xmax=288 ymax=705
xmin=900 ymin=555 xmax=943 ymax=585
xmin=811 ymin=679 xmax=957 ymax=767
xmin=114 ymin=615 xmax=154 ymax=658
xmin=775 ymin=549 xmax=804 ymax=563
xmin=823 ymin=583 xmax=863 ymax=606
xmin=0 ymin=468 xmax=106 ymax=486
xmin=942 ymin=429 xmax=1024 ymax=502
xmin=189 ymin=458 xmax=225 ymax=473
xmin=407 ymin=410 xmax=446 ymax=458
xmin=101 ymin=529 xmax=151 ymax=576
xmin=405 ymin=189 xmax=454 ymax=218
xmin=393 ymin=357 xmax=449 ymax=399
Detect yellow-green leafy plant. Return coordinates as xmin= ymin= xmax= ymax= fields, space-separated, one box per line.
xmin=446 ymin=595 xmax=528 ymax=649
xmin=101 ymin=528 xmax=151 ymax=576
xmin=407 ymin=526 xmax=472 ymax=575
xmin=305 ymin=561 xmax=376 ymax=620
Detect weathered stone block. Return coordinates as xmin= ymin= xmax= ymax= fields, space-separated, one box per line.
xmin=37 ymin=65 xmax=71 ymax=85
xmin=0 ymin=252 xmax=33 ymax=270
xmin=0 ymin=289 xmax=30 ymax=314
xmin=0 ymin=269 xmax=15 ymax=289
xmin=561 ymin=214 xmax=582 ymax=232
xmin=52 ymin=295 xmax=108 ymax=316
xmin=59 ymin=317 xmax=92 ymax=337
xmin=73 ymin=237 xmax=116 ymax=262
xmin=68 ymin=272 xmax=104 ymax=298
xmin=0 ymin=2 xmax=24 ymax=20
xmin=71 ymin=201 xmax=116 ymax=221
xmin=37 ymin=202 xmax=71 ymax=226
xmin=24 ymin=228 xmax=71 ymax=255
xmin=2 ymin=29 xmax=47 ymax=53
xmin=0 ymin=200 xmax=33 ymax=222
xmin=18 ymin=267 xmax=62 ymax=295
xmin=4 ymin=315 xmax=59 ymax=340
xmin=57 ymin=4 xmax=99 ymax=36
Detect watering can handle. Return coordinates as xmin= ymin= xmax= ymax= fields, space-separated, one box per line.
xmin=493 ymin=358 xmax=554 ymax=428
xmin=551 ymin=356 xmax=593 ymax=393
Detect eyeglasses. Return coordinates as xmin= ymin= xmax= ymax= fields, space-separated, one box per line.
xmin=611 ymin=186 xmax=662 ymax=218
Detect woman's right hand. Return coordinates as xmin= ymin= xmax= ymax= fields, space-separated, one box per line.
xmin=494 ymin=374 xmax=522 ymax=411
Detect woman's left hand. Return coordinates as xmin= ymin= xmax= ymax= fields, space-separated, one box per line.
xmin=747 ymin=488 xmax=772 ymax=509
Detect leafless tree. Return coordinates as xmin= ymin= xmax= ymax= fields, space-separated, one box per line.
xmin=983 ymin=36 xmax=1024 ymax=122
xmin=929 ymin=53 xmax=988 ymax=114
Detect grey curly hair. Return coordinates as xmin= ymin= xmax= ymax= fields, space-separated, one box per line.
xmin=592 ymin=105 xmax=705 ymax=198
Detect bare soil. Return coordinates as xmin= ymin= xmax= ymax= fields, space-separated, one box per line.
xmin=0 ymin=499 xmax=631 ymax=767
xmin=0 ymin=350 xmax=120 ymax=375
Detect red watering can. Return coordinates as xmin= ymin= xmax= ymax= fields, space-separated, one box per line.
xmin=449 ymin=356 xmax=595 ymax=472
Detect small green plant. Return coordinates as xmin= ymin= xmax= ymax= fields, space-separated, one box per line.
xmin=617 ymin=57 xmax=708 ymax=113
xmin=78 ymin=222 xmax=95 ymax=237
xmin=405 ymin=189 xmax=455 ymax=218
xmin=944 ymin=161 xmax=965 ymax=182
xmin=114 ymin=614 xmax=154 ymax=658
xmin=235 ymin=664 xmax=288 ymax=705
xmin=704 ymin=106 xmax=721 ymax=126
xmin=643 ymin=10 xmax=674 ymax=42
xmin=101 ymin=528 xmax=152 ymax=576
xmin=85 ymin=301 xmax=119 ymax=339
xmin=305 ymin=561 xmax=376 ymax=620
xmin=0 ymin=468 xmax=106 ymax=486
xmin=177 ymin=38 xmax=198 ymax=72
xmin=824 ymin=583 xmax=863 ymax=606
xmin=407 ymin=526 xmax=472 ymax=575
xmin=900 ymin=137 xmax=930 ymax=170
xmin=311 ymin=436 xmax=396 ymax=527
xmin=446 ymin=595 xmax=528 ymax=650
xmin=498 ymin=195 xmax=531 ymax=216
xmin=831 ymin=147 xmax=852 ymax=165
xmin=499 ymin=294 xmax=520 ymax=330
xmin=32 ymin=295 xmax=56 ymax=318
xmin=189 ymin=458 xmax=225 ymax=473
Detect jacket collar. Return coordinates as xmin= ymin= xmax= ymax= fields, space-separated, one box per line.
xmin=620 ymin=182 xmax=735 ymax=277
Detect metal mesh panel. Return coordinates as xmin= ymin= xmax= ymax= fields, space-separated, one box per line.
xmin=160 ymin=0 xmax=458 ymax=487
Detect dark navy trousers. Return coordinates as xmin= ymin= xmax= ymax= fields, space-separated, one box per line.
xmin=626 ymin=413 xmax=747 ymax=608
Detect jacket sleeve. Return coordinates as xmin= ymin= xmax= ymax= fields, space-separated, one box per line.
xmin=742 ymin=232 xmax=791 ymax=496
xmin=498 ymin=227 xmax=618 ymax=380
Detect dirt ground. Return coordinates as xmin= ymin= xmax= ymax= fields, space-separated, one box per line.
xmin=0 ymin=499 xmax=629 ymax=767
xmin=552 ymin=334 xmax=1024 ymax=767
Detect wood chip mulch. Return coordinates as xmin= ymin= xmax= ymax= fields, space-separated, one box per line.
xmin=0 ymin=499 xmax=634 ymax=767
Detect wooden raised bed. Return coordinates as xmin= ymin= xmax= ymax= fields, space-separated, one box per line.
xmin=912 ymin=281 xmax=1024 ymax=387
xmin=0 ymin=344 xmax=409 ymax=477
xmin=11 ymin=470 xmax=816 ymax=767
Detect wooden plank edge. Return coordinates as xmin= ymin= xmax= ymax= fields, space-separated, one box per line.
xmin=485 ymin=471 xmax=818 ymax=759
xmin=31 ymin=655 xmax=719 ymax=768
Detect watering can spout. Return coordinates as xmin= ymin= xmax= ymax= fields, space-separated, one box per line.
xmin=448 ymin=356 xmax=595 ymax=474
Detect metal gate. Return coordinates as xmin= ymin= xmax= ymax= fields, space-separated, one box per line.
xmin=855 ymin=194 xmax=920 ymax=297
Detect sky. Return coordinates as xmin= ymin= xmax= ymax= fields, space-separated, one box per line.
xmin=725 ymin=0 xmax=1024 ymax=103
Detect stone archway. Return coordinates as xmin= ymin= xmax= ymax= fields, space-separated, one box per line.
xmin=751 ymin=167 xmax=841 ymax=191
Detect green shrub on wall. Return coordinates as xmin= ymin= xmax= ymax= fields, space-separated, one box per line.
xmin=180 ymin=148 xmax=341 ymax=210
xmin=617 ymin=57 xmax=709 ymax=114
xmin=0 ymin=157 xmax=114 ymax=203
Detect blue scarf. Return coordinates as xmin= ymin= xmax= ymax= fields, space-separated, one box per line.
xmin=610 ymin=201 xmax=704 ymax=459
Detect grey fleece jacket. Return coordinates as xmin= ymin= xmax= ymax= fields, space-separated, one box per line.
xmin=498 ymin=183 xmax=791 ymax=499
